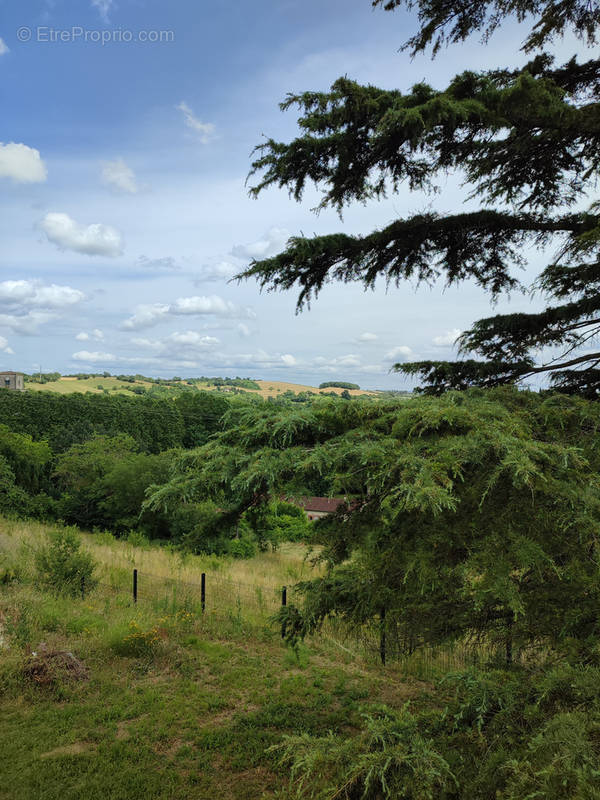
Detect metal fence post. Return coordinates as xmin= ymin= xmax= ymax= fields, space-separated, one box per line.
xmin=281 ymin=586 xmax=287 ymax=639
xmin=201 ymin=573 xmax=206 ymax=613
xmin=80 ymin=575 xmax=85 ymax=601
xmin=133 ymin=569 xmax=138 ymax=604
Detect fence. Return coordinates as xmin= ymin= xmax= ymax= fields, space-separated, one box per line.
xmin=80 ymin=568 xmax=503 ymax=679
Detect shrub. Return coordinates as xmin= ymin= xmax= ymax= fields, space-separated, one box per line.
xmin=227 ymin=535 xmax=257 ymax=559
xmin=109 ymin=620 xmax=164 ymax=658
xmin=34 ymin=528 xmax=98 ymax=597
xmin=126 ymin=530 xmax=151 ymax=549
xmin=272 ymin=704 xmax=455 ymax=799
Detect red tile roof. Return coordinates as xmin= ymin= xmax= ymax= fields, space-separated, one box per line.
xmin=293 ymin=496 xmax=346 ymax=513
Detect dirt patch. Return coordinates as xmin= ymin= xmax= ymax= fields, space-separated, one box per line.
xmin=153 ymin=738 xmax=195 ymax=759
xmin=201 ymin=702 xmax=260 ymax=729
xmin=116 ymin=721 xmax=131 ymax=741
xmin=23 ymin=648 xmax=88 ymax=687
xmin=210 ymin=757 xmax=280 ymax=799
xmin=115 ymin=714 xmax=148 ymax=741
xmin=40 ymin=742 xmax=93 ymax=759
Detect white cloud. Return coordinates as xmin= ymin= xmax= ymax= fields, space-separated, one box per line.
xmin=0 ymin=279 xmax=84 ymax=310
xmin=311 ymin=354 xmax=368 ymax=374
xmin=72 ymin=350 xmax=117 ymax=363
xmin=168 ymin=331 xmax=218 ymax=346
xmin=121 ymin=294 xmax=255 ymax=330
xmin=172 ymin=296 xmax=242 ymax=315
xmin=76 ymin=328 xmax=104 ymax=342
xmin=315 ymin=354 xmax=362 ymax=368
xmin=358 ymin=365 xmax=385 ymax=374
xmin=0 ymin=336 xmax=14 ymax=355
xmin=91 ymin=0 xmax=114 ymax=22
xmin=0 ymin=311 xmax=55 ymax=335
xmin=0 ymin=38 xmax=9 ymax=57
xmin=231 ymin=227 xmax=290 ymax=261
xmin=194 ymin=260 xmax=238 ymax=283
xmin=121 ymin=303 xmax=169 ymax=330
xmin=358 ymin=332 xmax=378 ymax=342
xmin=137 ymin=255 xmax=180 ymax=272
xmin=0 ymin=279 xmax=84 ymax=335
xmin=101 ymin=158 xmax=139 ymax=194
xmin=176 ymin=101 xmax=216 ymax=144
xmin=40 ymin=212 xmax=124 ymax=257
xmin=132 ymin=331 xmax=220 ymax=356
xmin=237 ymin=323 xmax=251 ymax=338
xmin=432 ymin=328 xmax=462 ymax=347
xmin=0 ymin=142 xmax=47 ymax=184
xmin=384 ymin=346 xmax=413 ymax=361
xmin=215 ymin=349 xmax=299 ymax=369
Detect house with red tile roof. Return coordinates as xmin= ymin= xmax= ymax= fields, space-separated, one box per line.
xmin=290 ymin=496 xmax=347 ymax=520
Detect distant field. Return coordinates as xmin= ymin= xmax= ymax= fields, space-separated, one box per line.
xmin=26 ymin=376 xmax=155 ymax=396
xmin=25 ymin=376 xmax=378 ymax=399
xmin=250 ymin=380 xmax=376 ymax=398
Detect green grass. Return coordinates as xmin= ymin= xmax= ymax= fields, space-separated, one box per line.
xmin=0 ymin=579 xmax=422 ymax=800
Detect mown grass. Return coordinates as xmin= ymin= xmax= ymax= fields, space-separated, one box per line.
xmin=0 ymin=552 xmax=424 ymax=800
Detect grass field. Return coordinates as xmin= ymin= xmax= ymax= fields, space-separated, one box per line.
xmin=25 ymin=376 xmax=378 ymax=399
xmin=0 ymin=518 xmax=423 ymax=800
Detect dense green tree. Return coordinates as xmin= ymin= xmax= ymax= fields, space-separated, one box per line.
xmin=173 ymin=391 xmax=229 ymax=447
xmin=0 ymin=424 xmax=52 ymax=494
xmin=53 ymin=435 xmax=140 ymax=529
xmin=238 ymin=1 xmax=600 ymax=395
xmin=0 ymin=390 xmax=220 ymax=452
xmin=0 ymin=456 xmax=31 ymax=516
xmin=100 ymin=450 xmax=174 ymax=538
xmin=148 ymin=393 xmax=600 ymax=659
xmin=319 ymin=382 xmax=360 ymax=391
xmin=53 ymin=434 xmax=176 ymax=535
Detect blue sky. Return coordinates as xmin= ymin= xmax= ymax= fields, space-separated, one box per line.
xmin=0 ymin=0 xmax=592 ymax=388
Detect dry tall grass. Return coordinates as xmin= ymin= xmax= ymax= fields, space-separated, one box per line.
xmin=0 ymin=516 xmax=319 ymax=591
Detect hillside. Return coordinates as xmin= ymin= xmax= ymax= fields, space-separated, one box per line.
xmin=0 ymin=518 xmax=421 ymax=800
xmin=25 ymin=376 xmax=378 ymax=399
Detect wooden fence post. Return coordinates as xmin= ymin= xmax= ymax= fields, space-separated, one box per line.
xmin=80 ymin=575 xmax=85 ymax=601
xmin=281 ymin=586 xmax=287 ymax=639
xmin=133 ymin=569 xmax=138 ymax=604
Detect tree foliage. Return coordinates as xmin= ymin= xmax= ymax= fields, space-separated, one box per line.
xmin=147 ymin=392 xmax=600 ymax=657
xmin=0 ymin=389 xmax=227 ymax=452
xmin=372 ymin=0 xmax=600 ymax=55
xmin=238 ymin=1 xmax=600 ymax=395
xmin=319 ymin=382 xmax=360 ymax=390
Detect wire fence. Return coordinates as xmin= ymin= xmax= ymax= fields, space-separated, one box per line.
xmin=81 ymin=568 xmax=504 ymax=680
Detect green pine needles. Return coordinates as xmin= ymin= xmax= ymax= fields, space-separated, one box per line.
xmin=239 ymin=0 xmax=600 ymax=395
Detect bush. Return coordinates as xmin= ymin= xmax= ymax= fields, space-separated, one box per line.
xmin=227 ymin=535 xmax=257 ymax=559
xmin=273 ymin=704 xmax=455 ymax=799
xmin=109 ymin=620 xmax=164 ymax=658
xmin=34 ymin=528 xmax=98 ymax=597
